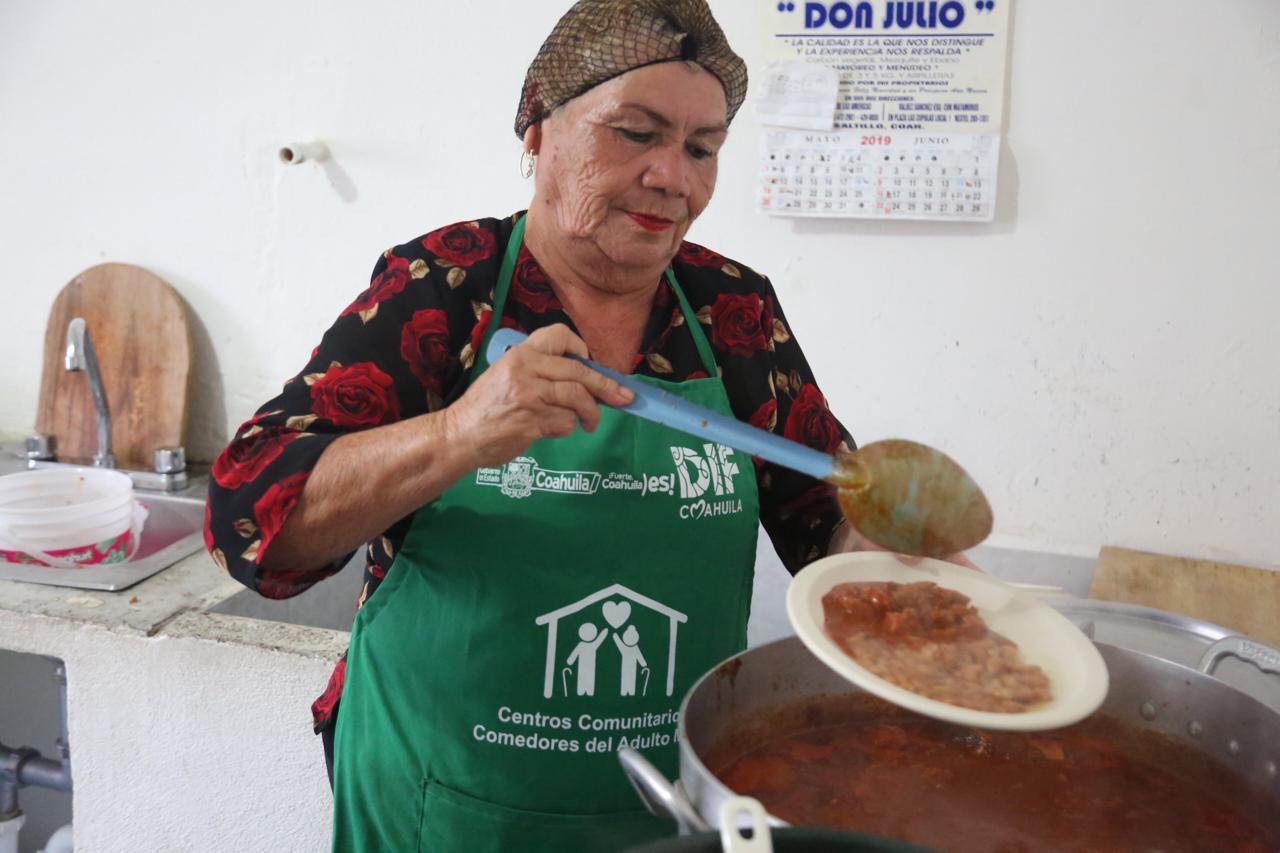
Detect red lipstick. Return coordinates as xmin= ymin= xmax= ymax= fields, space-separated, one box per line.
xmin=626 ymin=212 xmax=674 ymax=232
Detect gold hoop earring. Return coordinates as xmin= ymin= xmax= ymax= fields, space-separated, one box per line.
xmin=520 ymin=151 xmax=537 ymax=179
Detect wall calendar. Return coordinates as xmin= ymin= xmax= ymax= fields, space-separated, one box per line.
xmin=756 ymin=1 xmax=1011 ymax=222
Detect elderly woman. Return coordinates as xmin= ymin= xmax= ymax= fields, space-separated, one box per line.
xmin=206 ymin=1 xmax=859 ymax=850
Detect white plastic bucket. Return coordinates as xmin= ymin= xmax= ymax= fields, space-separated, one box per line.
xmin=8 ymin=491 xmax=133 ymax=534
xmin=0 ymin=468 xmax=144 ymax=569
xmin=12 ymin=506 xmax=134 ymax=545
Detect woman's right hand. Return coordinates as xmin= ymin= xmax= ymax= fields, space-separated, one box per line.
xmin=443 ymin=324 xmax=635 ymax=470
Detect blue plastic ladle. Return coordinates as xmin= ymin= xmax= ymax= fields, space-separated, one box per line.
xmin=486 ymin=328 xmax=993 ymax=557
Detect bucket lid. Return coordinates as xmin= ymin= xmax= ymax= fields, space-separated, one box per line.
xmin=0 ymin=467 xmax=133 ymax=515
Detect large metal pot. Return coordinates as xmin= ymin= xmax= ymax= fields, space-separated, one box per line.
xmin=621 ymin=599 xmax=1280 ymax=844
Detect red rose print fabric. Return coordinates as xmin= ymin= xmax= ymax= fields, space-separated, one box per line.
xmin=748 ymin=398 xmax=777 ymax=431
xmin=310 ymin=362 xmax=400 ymax=428
xmin=510 ymin=245 xmax=562 ymax=313
xmin=310 ymin=657 xmax=347 ymax=726
xmin=783 ymin=384 xmax=844 ymax=454
xmin=253 ymin=471 xmax=311 ymax=563
xmin=342 ymin=253 xmax=413 ymax=318
xmin=710 ymin=293 xmax=770 ymax=357
xmin=675 ymin=242 xmax=726 ymax=268
xmin=211 ymin=428 xmax=298 ymax=489
xmin=203 ymin=502 xmax=216 ymax=554
xmin=422 ymin=222 xmax=497 ymax=266
xmin=400 ymin=309 xmax=455 ymax=393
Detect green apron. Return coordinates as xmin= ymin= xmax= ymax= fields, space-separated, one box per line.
xmin=332 ymin=216 xmax=760 ymax=852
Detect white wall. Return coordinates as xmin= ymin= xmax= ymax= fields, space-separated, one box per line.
xmin=2 ymin=1 xmax=1278 ymax=567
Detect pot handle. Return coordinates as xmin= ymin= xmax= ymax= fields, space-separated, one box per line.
xmin=617 ymin=747 xmax=710 ymax=835
xmin=718 ymin=796 xmax=774 ymax=853
xmin=1197 ymin=636 xmax=1280 ymax=681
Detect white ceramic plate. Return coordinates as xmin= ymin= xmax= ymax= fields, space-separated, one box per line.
xmin=786 ymin=552 xmax=1109 ymax=731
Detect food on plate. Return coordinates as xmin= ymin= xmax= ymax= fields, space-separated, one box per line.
xmin=821 ymin=581 xmax=1051 ymax=712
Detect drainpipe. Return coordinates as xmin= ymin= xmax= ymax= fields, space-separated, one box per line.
xmin=0 ymin=660 xmax=73 ymax=851
xmin=0 ymin=748 xmax=71 ymax=853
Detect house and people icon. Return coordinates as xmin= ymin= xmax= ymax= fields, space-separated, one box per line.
xmin=535 ymin=584 xmax=688 ymax=700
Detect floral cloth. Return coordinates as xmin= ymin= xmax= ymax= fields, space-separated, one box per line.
xmin=205 ymin=213 xmax=854 ymax=732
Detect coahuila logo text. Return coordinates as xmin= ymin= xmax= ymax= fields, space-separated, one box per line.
xmin=477 ymin=457 xmax=601 ymax=500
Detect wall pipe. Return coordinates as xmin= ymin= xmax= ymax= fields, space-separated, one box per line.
xmin=278 ymin=140 xmax=329 ymax=165
xmin=0 ymin=749 xmax=72 ymax=793
xmin=0 ymin=742 xmax=73 ymax=826
xmin=0 ymin=656 xmax=72 ymax=844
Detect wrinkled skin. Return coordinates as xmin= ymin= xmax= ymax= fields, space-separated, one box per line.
xmin=443 ymin=325 xmax=634 ymax=470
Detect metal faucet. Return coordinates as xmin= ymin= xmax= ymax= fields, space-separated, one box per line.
xmin=64 ymin=317 xmax=115 ymax=468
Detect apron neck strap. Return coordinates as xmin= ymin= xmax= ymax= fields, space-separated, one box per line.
xmin=475 ymin=214 xmax=528 ymax=372
xmin=478 ymin=214 xmax=719 ymax=377
xmin=664 ymin=267 xmax=718 ymax=376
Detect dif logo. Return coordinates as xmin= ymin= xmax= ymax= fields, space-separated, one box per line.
xmin=671 ymin=444 xmax=739 ymax=500
xmin=778 ymin=2 xmax=996 ymax=31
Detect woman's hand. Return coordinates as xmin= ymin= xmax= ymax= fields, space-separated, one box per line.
xmin=259 ymin=325 xmax=633 ymax=572
xmin=443 ymin=324 xmax=635 ymax=471
xmin=828 ymin=522 xmax=984 ymax=572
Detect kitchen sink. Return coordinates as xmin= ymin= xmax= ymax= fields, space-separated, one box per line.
xmin=0 ymin=445 xmax=209 ymax=591
xmin=208 ymin=552 xmax=363 ymax=632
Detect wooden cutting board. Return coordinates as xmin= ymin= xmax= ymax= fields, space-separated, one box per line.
xmin=1090 ymin=546 xmax=1280 ymax=646
xmin=35 ymin=263 xmax=192 ymax=471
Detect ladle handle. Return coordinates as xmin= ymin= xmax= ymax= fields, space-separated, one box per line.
xmin=487 ymin=329 xmax=836 ymax=481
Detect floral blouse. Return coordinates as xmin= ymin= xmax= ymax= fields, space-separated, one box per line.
xmin=205 ymin=213 xmax=854 ymax=733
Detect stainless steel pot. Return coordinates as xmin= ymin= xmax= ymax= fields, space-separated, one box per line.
xmin=621 ymin=599 xmax=1280 ymax=840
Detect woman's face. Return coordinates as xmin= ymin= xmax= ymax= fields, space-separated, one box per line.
xmin=530 ymin=62 xmax=729 ymax=275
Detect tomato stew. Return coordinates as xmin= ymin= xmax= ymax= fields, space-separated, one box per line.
xmin=709 ymin=695 xmax=1279 ymax=853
